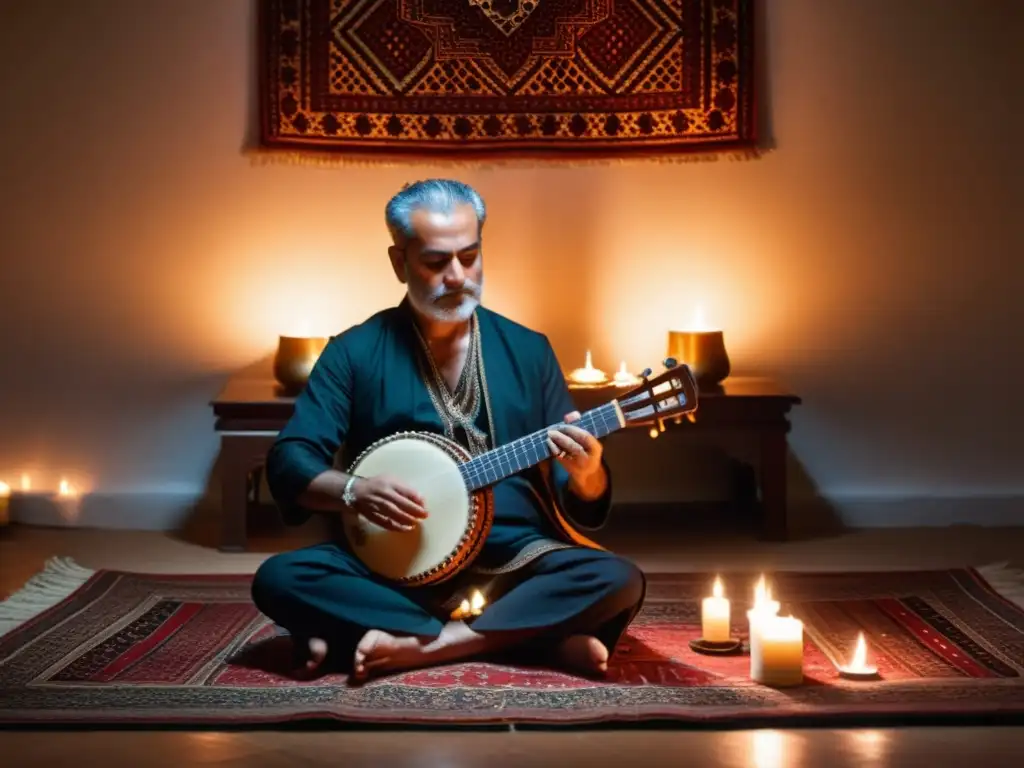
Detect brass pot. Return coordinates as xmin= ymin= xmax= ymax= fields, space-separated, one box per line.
xmin=273 ymin=335 xmax=329 ymax=394
xmin=667 ymin=329 xmax=730 ymax=389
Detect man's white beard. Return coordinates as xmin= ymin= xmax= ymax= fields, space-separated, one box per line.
xmin=405 ymin=269 xmax=483 ymax=323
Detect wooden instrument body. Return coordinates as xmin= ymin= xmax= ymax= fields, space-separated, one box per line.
xmin=340 ymin=431 xmax=494 ymax=587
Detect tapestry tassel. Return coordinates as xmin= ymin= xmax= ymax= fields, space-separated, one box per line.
xmin=243 ymin=145 xmax=769 ymax=170
xmin=976 ymin=562 xmax=1024 ymax=610
xmin=0 ymin=556 xmax=95 ymax=638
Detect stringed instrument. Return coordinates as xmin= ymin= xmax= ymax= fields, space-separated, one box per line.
xmin=340 ymin=358 xmax=698 ymax=586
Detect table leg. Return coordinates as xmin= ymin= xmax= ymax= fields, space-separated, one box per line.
xmin=759 ymin=429 xmax=789 ymax=541
xmin=220 ymin=438 xmax=250 ymax=552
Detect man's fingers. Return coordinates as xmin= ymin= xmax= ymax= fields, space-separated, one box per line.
xmin=387 ymin=490 xmax=429 ymax=519
xmin=381 ymin=498 xmax=423 ymax=527
xmin=547 ymin=437 xmax=568 ymax=461
xmin=547 ymin=429 xmax=574 ymax=453
xmin=563 ymin=411 xmax=582 ymax=423
xmin=367 ymin=501 xmax=418 ymax=530
xmin=365 ymin=508 xmax=406 ymax=531
xmin=392 ymin=484 xmax=428 ymax=512
xmin=560 ymin=424 xmax=597 ymax=451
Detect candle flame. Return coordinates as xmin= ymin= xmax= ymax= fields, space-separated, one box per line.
xmin=849 ymin=632 xmax=871 ymax=671
xmin=752 ymin=574 xmax=780 ymax=616
xmin=0 ymin=481 xmax=9 ymax=497
xmin=470 ymin=589 xmax=485 ymax=614
xmin=21 ymin=473 xmax=31 ymax=491
xmin=58 ymin=479 xmax=76 ymax=497
xmin=693 ymin=305 xmax=708 ymax=331
xmin=712 ymin=576 xmax=723 ymax=599
xmin=568 ymin=349 xmax=608 ymax=384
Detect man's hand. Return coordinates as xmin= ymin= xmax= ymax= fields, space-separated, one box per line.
xmin=547 ymin=412 xmax=607 ymax=500
xmin=350 ymin=475 xmax=429 ymax=532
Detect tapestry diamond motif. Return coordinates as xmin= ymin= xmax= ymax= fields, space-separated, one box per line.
xmin=257 ymin=0 xmax=757 ymax=162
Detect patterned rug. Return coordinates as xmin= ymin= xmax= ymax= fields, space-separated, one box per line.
xmin=2 ymin=559 xmax=1023 ymax=728
xmin=256 ymin=0 xmax=758 ymax=164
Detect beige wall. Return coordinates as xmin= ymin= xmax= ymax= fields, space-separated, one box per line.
xmin=0 ymin=0 xmax=1021 ymax=529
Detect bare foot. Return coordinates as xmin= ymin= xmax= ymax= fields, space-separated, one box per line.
xmin=306 ymin=637 xmax=329 ymax=672
xmin=290 ymin=637 xmax=330 ymax=680
xmin=556 ymin=635 xmax=609 ymax=677
xmin=352 ymin=629 xmax=424 ymax=680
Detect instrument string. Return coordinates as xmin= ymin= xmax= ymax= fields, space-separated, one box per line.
xmin=460 ymin=404 xmax=621 ymax=491
xmin=370 ymin=387 xmax=663 ymax=493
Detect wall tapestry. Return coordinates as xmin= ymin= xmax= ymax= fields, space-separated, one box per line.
xmin=256 ymin=0 xmax=758 ymax=165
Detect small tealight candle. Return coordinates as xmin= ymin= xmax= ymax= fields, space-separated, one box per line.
xmin=567 ymin=350 xmax=608 ymax=387
xmin=751 ymin=614 xmax=804 ymax=687
xmin=702 ymin=576 xmax=731 ymax=642
xmin=450 ymin=589 xmax=486 ymax=621
xmin=612 ymin=361 xmax=639 ymax=388
xmin=838 ymin=631 xmax=880 ymax=680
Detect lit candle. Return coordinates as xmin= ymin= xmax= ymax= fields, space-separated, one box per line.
xmin=667 ymin=305 xmax=730 ymax=389
xmin=567 ymin=350 xmax=608 ymax=387
xmin=612 ymin=361 xmax=639 ymax=388
xmin=0 ymin=481 xmax=9 ymax=526
xmin=450 ymin=589 xmax=487 ymax=621
xmin=273 ymin=334 xmax=329 ymax=394
xmin=751 ymin=615 xmax=804 ymax=687
xmin=746 ymin=575 xmax=780 ymax=662
xmin=54 ymin=478 xmax=82 ymax=523
xmin=702 ymin=576 xmax=731 ymax=642
xmin=470 ymin=589 xmax=485 ymax=616
xmin=838 ymin=631 xmax=880 ymax=680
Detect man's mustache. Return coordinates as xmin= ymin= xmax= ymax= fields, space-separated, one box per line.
xmin=435 ymin=284 xmax=481 ymax=301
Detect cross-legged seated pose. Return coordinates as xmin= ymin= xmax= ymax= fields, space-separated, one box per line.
xmin=251 ymin=179 xmax=646 ymax=681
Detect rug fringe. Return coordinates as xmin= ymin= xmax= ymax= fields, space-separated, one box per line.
xmin=0 ymin=556 xmax=95 ymax=638
xmin=243 ymin=145 xmax=770 ymax=170
xmin=976 ymin=562 xmax=1024 ymax=610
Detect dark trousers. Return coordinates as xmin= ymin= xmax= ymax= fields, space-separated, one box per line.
xmin=251 ymin=542 xmax=646 ymax=672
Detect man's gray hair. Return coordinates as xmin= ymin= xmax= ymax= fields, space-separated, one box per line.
xmin=385 ymin=179 xmax=487 ymax=244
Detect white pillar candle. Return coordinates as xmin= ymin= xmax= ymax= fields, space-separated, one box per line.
xmin=702 ymin=576 xmax=731 ymax=641
xmin=751 ymin=615 xmax=804 ymax=687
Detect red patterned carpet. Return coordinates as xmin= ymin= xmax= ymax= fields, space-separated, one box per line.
xmin=1 ymin=559 xmax=1023 ymax=727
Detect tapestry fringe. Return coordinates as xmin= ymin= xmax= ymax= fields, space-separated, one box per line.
xmin=0 ymin=556 xmax=95 ymax=638
xmin=977 ymin=562 xmax=1024 ymax=610
xmin=243 ymin=145 xmax=769 ymax=171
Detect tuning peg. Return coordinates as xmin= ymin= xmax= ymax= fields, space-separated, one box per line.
xmin=663 ymin=357 xmax=678 ymax=369
xmin=639 ymin=367 xmax=653 ymax=379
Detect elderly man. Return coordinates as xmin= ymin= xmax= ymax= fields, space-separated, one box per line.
xmin=251 ymin=179 xmax=645 ymax=681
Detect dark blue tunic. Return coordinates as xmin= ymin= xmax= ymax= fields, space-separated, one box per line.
xmin=265 ymin=298 xmax=613 ymax=572
xmin=250 ymin=300 xmax=644 ymax=668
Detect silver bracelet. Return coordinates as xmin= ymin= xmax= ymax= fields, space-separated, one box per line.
xmin=341 ymin=475 xmax=358 ymax=507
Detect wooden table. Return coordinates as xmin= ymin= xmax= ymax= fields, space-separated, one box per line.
xmin=210 ymin=375 xmax=801 ymax=551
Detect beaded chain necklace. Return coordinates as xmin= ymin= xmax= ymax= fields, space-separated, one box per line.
xmin=411 ymin=311 xmax=496 ymax=458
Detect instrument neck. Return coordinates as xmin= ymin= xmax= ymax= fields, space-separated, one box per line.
xmin=459 ymin=401 xmax=623 ymax=492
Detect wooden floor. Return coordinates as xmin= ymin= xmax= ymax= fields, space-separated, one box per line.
xmin=2 ymin=522 xmax=1024 ymax=767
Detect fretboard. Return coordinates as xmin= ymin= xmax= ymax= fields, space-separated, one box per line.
xmin=459 ymin=402 xmax=623 ymax=492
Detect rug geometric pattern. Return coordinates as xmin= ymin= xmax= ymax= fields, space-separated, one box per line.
xmin=2 ymin=566 xmax=1022 ymax=726
xmin=257 ymin=0 xmax=758 ymax=162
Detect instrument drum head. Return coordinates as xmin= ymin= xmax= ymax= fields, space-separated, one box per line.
xmin=342 ymin=433 xmax=474 ymax=583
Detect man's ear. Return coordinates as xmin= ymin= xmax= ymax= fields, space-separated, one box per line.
xmin=387 ymin=245 xmax=407 ymax=283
